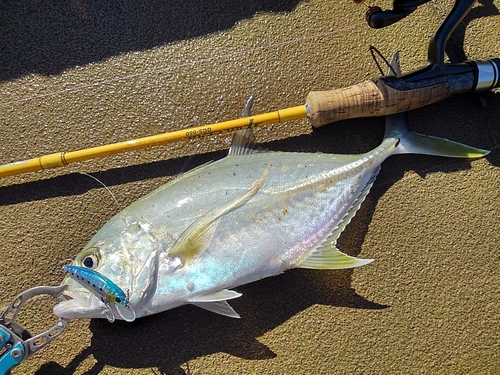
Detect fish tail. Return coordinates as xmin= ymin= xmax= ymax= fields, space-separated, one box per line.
xmin=384 ymin=113 xmax=489 ymax=158
xmin=383 ymin=52 xmax=489 ymax=159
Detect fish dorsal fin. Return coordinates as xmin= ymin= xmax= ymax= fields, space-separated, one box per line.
xmin=228 ymin=129 xmax=266 ymax=156
xmin=228 ymin=96 xmax=266 ymax=156
xmin=169 ymin=168 xmax=268 ymax=263
xmin=187 ymin=289 xmax=242 ymax=318
xmin=297 ymin=167 xmax=380 ymax=269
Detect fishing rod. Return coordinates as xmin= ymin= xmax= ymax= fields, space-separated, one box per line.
xmin=0 ymin=0 xmax=498 ymax=179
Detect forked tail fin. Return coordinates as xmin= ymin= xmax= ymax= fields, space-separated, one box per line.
xmin=384 ymin=52 xmax=489 ymax=159
xmin=385 ymin=112 xmax=490 ymax=158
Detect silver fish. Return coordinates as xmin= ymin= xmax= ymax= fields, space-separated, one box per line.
xmin=53 ymin=97 xmax=488 ymax=322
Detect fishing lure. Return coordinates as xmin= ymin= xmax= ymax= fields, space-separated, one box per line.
xmin=62 ymin=265 xmax=136 ymax=322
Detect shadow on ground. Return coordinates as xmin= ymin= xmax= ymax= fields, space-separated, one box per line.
xmin=0 ymin=0 xmax=301 ymax=82
xmin=34 ymin=263 xmax=386 ymax=374
xmin=446 ymin=0 xmax=499 ymax=63
xmin=2 ymin=0 xmax=498 ymax=82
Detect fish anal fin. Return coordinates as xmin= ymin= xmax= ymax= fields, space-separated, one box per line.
xmin=298 ymin=245 xmax=373 ymax=270
xmin=318 ymin=167 xmax=380 ymax=253
xmin=297 ymin=168 xmax=379 ymax=270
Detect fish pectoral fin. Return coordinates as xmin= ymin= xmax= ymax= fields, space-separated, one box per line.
xmin=297 ymin=245 xmax=373 ymax=270
xmin=169 ymin=218 xmax=220 ymax=263
xmin=187 ymin=289 xmax=242 ymax=318
xmin=169 ymin=168 xmax=268 ymax=263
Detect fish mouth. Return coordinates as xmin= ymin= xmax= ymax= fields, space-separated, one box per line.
xmin=53 ymin=276 xmax=109 ymax=320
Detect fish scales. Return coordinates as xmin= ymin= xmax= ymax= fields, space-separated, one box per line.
xmin=139 ymin=154 xmax=380 ymax=314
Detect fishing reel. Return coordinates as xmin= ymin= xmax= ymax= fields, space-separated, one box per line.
xmin=354 ymin=0 xmax=432 ymax=28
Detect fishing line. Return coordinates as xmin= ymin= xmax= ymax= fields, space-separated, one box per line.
xmin=79 ymin=172 xmax=121 ymax=211
xmin=0 ymin=26 xmax=359 ymax=107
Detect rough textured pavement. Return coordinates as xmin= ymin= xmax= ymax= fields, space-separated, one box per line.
xmin=1 ymin=1 xmax=499 ymax=374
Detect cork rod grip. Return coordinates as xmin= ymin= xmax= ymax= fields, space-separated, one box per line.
xmin=306 ymin=78 xmax=449 ymax=127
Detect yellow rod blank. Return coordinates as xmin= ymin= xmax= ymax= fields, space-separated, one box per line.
xmin=0 ymin=105 xmax=308 ymax=178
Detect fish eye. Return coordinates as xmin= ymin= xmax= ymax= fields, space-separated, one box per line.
xmin=83 ymin=256 xmax=95 ymax=268
xmin=115 ymin=297 xmax=122 ymax=303
xmin=78 ymin=247 xmax=100 ymax=269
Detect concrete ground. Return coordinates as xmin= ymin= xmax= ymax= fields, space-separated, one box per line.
xmin=1 ymin=1 xmax=499 ymax=374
